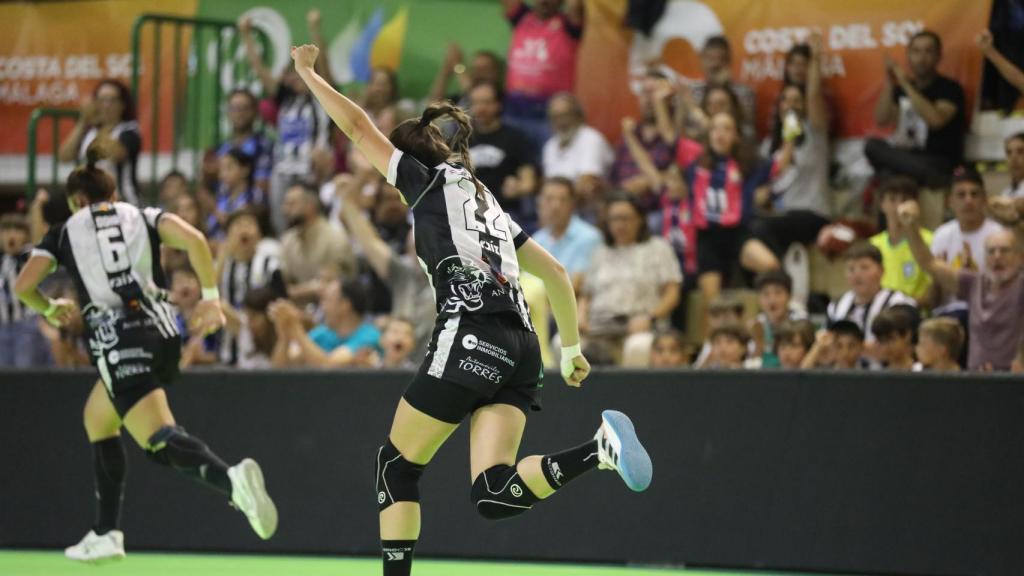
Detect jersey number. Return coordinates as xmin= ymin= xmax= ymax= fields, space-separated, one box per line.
xmin=462 ymin=193 xmax=511 ymax=242
xmin=705 ymin=186 xmax=729 ymax=216
xmin=97 ymin=227 xmax=130 ymax=273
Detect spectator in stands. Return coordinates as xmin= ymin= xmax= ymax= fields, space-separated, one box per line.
xmin=866 ymin=30 xmax=965 ymax=187
xmin=579 ymin=194 xmax=681 ymax=364
xmin=0 ymin=214 xmax=51 ymax=367
xmin=750 ymin=270 xmax=807 ymax=368
xmin=611 ymin=69 xmax=676 ymax=201
xmin=693 ymin=295 xmax=745 ymax=368
xmin=171 ymin=267 xmax=219 ymax=369
xmin=690 ymin=36 xmax=757 ymax=131
xmin=751 ymin=33 xmax=831 ymax=261
xmin=649 ymin=329 xmax=689 ymax=368
xmin=269 ymin=280 xmax=381 ymax=368
xmin=929 ymin=165 xmax=1002 ymax=328
xmin=160 ymin=190 xmax=203 ymax=271
xmin=279 ymin=182 xmax=355 ymax=302
xmin=502 ymin=0 xmax=584 ymax=146
xmin=215 ymin=208 xmax=281 ymax=364
xmin=702 ymin=322 xmax=750 ymax=369
xmin=803 ymin=320 xmax=867 ymax=370
xmin=543 ymin=92 xmax=613 ymax=206
xmin=207 ymin=149 xmax=263 ymax=239
xmin=338 ymin=178 xmax=434 ymax=361
xmin=674 ymin=112 xmax=780 ymax=308
xmin=157 ymin=170 xmax=190 ymax=209
xmin=870 ymin=177 xmax=933 ymax=303
xmin=467 ymin=81 xmax=538 ymax=227
xmin=899 ymin=200 xmax=1024 ymax=371
xmin=916 ymin=317 xmax=964 ymax=372
xmin=217 ymin=89 xmax=273 ymax=193
xmin=221 ymin=287 xmax=279 ymax=370
xmin=428 ymin=43 xmax=504 ymax=107
xmin=999 ymin=133 xmax=1024 ymax=199
xmin=976 ymin=30 xmax=1024 ymax=98
xmin=871 ymin=305 xmax=920 ymax=371
xmin=240 ymin=15 xmax=332 ymax=233
xmin=532 ymin=177 xmax=602 ymax=290
xmin=826 ymin=242 xmax=916 ymax=348
xmin=774 ymin=319 xmax=815 ymax=370
xmin=376 ymin=317 xmax=418 ymax=369
xmin=59 ymin=79 xmax=142 ymax=205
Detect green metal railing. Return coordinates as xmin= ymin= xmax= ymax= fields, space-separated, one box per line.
xmin=130 ymin=13 xmax=270 ymax=199
xmin=26 ymin=108 xmax=80 ymax=197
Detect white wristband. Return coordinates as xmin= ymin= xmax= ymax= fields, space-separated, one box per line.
xmin=201 ymin=287 xmax=220 ymax=302
xmin=560 ymin=343 xmax=582 ymax=379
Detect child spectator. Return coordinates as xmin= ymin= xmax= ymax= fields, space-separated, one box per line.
xmin=871 ymin=305 xmax=920 ymax=371
xmin=751 ymin=270 xmax=807 ymax=367
xmin=377 ymin=317 xmax=418 ymax=369
xmin=207 ymin=148 xmax=263 ymax=239
xmin=774 ymin=319 xmax=815 ymax=370
xmin=170 ymin=267 xmax=219 ymax=368
xmin=221 ymin=287 xmax=279 ymax=370
xmin=693 ymin=296 xmax=745 ymax=367
xmin=802 ymin=320 xmax=866 ymax=370
xmin=1 ymin=213 xmax=52 ymax=366
xmin=870 ymin=176 xmax=933 ymax=302
xmin=703 ymin=322 xmax=750 ymax=369
xmin=916 ymin=317 xmax=964 ymax=372
xmin=649 ymin=329 xmax=689 ymax=368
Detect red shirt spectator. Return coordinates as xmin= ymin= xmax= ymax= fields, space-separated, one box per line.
xmin=505 ymin=0 xmax=582 ymax=99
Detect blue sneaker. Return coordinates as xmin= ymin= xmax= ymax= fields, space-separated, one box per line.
xmin=595 ymin=410 xmax=652 ymax=492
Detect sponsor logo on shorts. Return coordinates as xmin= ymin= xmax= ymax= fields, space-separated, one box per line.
xmin=108 ymin=347 xmax=153 ymax=366
xmin=114 ymin=363 xmax=151 ymax=379
xmin=457 ymin=357 xmax=503 ymax=384
xmin=461 ymin=334 xmax=515 ymax=367
xmin=378 ymin=491 xmax=387 ymax=505
xmin=107 ymin=350 xmax=120 ymax=365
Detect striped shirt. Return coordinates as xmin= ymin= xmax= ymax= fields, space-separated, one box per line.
xmin=1 ymin=248 xmax=33 ymax=324
xmin=33 ymin=202 xmax=179 ymax=340
xmin=218 ymin=238 xmax=280 ymax=365
xmin=386 ymin=149 xmax=533 ymax=331
xmin=826 ymin=288 xmax=916 ymax=343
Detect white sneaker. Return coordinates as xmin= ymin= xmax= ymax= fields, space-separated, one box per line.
xmin=64 ymin=529 xmax=126 ymax=563
xmin=228 ymin=458 xmax=278 ymax=539
xmin=594 ymin=410 xmax=653 ymax=492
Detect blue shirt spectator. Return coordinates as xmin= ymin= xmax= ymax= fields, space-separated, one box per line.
xmin=533 ymin=178 xmax=601 ymax=284
xmin=309 ymin=321 xmax=381 ymax=354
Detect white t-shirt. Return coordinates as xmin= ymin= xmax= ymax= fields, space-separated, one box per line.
xmin=1002 ymin=180 xmax=1024 ymax=199
xmin=930 ymin=218 xmax=1002 ymax=312
xmin=542 ymin=125 xmax=613 ymax=181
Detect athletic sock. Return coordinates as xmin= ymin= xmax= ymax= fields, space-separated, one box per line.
xmin=146 ymin=426 xmax=232 ymax=496
xmin=381 ymin=539 xmax=416 ymax=576
xmin=92 ymin=436 xmax=126 ymax=534
xmin=540 ymin=439 xmax=600 ymax=491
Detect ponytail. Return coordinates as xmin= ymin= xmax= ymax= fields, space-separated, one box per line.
xmin=390 ymin=101 xmax=485 ymax=200
xmin=67 ymin=142 xmax=116 ymax=203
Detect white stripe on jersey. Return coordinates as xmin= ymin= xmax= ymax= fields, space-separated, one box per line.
xmin=427 ymin=315 xmax=461 ymax=379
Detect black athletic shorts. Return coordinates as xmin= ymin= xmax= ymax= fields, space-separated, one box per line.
xmin=404 ymin=312 xmax=544 ymax=424
xmin=697 ymin=225 xmax=750 ymax=278
xmin=85 ymin=308 xmax=182 ymax=416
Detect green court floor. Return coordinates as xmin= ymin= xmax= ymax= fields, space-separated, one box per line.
xmin=0 ymin=551 xmax=829 ymax=576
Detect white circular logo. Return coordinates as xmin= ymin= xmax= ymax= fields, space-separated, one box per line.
xmin=378 ymin=491 xmax=386 ymax=505
xmin=462 ymin=334 xmax=478 ymax=350
xmin=510 ymin=484 xmax=523 ymax=498
xmin=107 ymin=350 xmax=120 ymax=365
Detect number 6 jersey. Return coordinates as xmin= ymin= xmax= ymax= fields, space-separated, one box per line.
xmin=33 ymin=201 xmax=179 ymax=338
xmin=386 ymin=149 xmax=534 ymax=332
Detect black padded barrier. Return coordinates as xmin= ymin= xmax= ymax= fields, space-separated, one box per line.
xmin=1 ymin=368 xmax=1023 ymax=575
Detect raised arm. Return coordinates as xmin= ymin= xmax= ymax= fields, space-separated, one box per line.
xmin=875 ymin=57 xmax=899 ymax=127
xmin=158 ymin=212 xmax=225 ymax=335
xmin=977 ymin=30 xmax=1024 ymax=94
xmin=891 ymin=66 xmax=957 ymax=130
xmin=238 ymin=16 xmax=278 ymax=96
xmin=291 ymin=44 xmax=395 ymax=178
xmin=338 ymin=173 xmax=394 ymax=279
xmin=517 ymin=238 xmax=590 ymax=386
xmin=896 ymin=200 xmax=959 ymax=294
xmin=428 ymin=43 xmax=463 ymax=104
xmin=306 ymin=9 xmax=337 ymax=88
xmin=806 ymin=32 xmax=829 ymax=131
xmin=621 ymin=117 xmax=664 ymax=190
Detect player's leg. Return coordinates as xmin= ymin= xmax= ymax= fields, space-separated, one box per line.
xmin=120 ymin=388 xmax=277 ymax=539
xmin=377 ymin=397 xmax=460 ymax=576
xmin=65 ymin=381 xmax=127 ymax=563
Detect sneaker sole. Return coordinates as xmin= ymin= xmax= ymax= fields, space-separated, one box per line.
xmin=601 ymin=410 xmax=653 ymax=492
xmin=234 ymin=459 xmax=278 ymax=539
xmin=65 ymin=551 xmax=126 ymax=564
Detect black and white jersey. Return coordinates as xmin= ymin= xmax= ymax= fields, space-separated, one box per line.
xmin=33 ymin=202 xmax=179 ymax=339
xmin=386 ymin=149 xmax=533 ymax=331
xmin=274 ymin=90 xmax=330 ymax=175
xmin=218 ymin=238 xmax=280 ymax=365
xmin=827 ymin=288 xmax=916 ymax=342
xmin=79 ymin=122 xmax=143 ymax=205
xmin=1 ymin=247 xmax=33 ymax=324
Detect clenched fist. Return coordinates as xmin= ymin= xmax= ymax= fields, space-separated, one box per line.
xmin=291 ymin=44 xmax=320 ymax=71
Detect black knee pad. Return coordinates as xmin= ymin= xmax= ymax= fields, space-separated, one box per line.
xmin=144 ymin=425 xmax=212 ymax=469
xmin=375 ymin=440 xmax=425 ymax=511
xmin=471 ymin=464 xmax=540 ymax=520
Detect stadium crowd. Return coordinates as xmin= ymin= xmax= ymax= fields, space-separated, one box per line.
xmin=3 ymin=0 xmax=1024 ymax=374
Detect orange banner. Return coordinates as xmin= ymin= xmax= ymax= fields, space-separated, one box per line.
xmin=578 ymin=0 xmax=993 ymax=143
xmin=0 ymin=0 xmax=196 ymax=155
